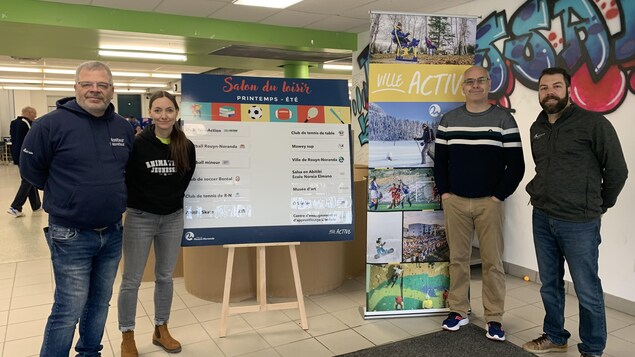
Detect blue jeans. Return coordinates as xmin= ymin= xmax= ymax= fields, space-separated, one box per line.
xmin=40 ymin=221 xmax=123 ymax=357
xmin=118 ymin=208 xmax=183 ymax=331
xmin=532 ymin=209 xmax=606 ymax=356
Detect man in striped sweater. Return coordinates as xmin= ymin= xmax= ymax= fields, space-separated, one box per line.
xmin=434 ymin=65 xmax=525 ymax=342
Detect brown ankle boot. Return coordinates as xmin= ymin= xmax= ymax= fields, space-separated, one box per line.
xmin=121 ymin=330 xmax=139 ymax=357
xmin=152 ymin=324 xmax=182 ymax=353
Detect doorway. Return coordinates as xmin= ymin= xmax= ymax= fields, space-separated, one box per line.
xmin=117 ymin=94 xmax=142 ymax=120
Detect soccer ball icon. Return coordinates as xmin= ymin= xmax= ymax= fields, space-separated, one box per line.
xmin=247 ymin=105 xmax=263 ymax=120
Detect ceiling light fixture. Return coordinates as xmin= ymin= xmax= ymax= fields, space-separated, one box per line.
xmin=323 ymin=64 xmax=353 ymax=71
xmin=115 ymin=88 xmax=147 ymax=93
xmin=231 ymin=0 xmax=302 ymax=9
xmin=112 ymin=71 xmax=151 ymax=77
xmin=2 ymin=85 xmax=43 ymax=90
xmin=0 ymin=78 xmax=42 ymax=84
xmin=100 ymin=45 xmax=184 ymax=54
xmin=43 ymin=87 xmax=75 ymax=92
xmin=43 ymin=80 xmax=75 ymax=85
xmin=0 ymin=66 xmax=42 ymax=73
xmin=43 ymin=69 xmax=76 ymax=75
xmin=151 ymin=73 xmax=182 ymax=79
xmin=98 ymin=50 xmax=187 ymax=62
xmin=114 ymin=82 xmax=167 ymax=88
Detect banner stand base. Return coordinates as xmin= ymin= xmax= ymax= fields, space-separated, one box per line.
xmin=219 ymin=242 xmax=309 ymax=337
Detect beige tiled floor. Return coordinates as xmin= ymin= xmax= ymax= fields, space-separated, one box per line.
xmin=1 ymin=164 xmax=635 ymax=356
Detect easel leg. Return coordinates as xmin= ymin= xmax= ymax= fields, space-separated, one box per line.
xmin=219 ymin=246 xmax=235 ymax=337
xmin=219 ymin=242 xmax=308 ymax=336
xmin=289 ymin=245 xmax=308 ymax=330
xmin=257 ymin=246 xmax=267 ymax=309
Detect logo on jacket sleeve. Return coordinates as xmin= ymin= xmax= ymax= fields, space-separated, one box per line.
xmin=111 ymin=138 xmax=126 ymax=147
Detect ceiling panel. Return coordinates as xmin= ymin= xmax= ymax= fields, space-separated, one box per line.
xmin=304 ymin=15 xmax=370 ymax=32
xmin=154 ymin=0 xmax=225 ymax=17
xmin=206 ymin=3 xmax=280 ymax=23
xmin=287 ymin=0 xmax=375 ymax=15
xmin=259 ymin=10 xmax=329 ymax=29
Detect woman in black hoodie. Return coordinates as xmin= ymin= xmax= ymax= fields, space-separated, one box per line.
xmin=118 ymin=91 xmax=196 ymax=356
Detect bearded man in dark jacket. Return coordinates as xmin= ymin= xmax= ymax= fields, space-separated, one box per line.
xmin=523 ymin=67 xmax=628 ymax=357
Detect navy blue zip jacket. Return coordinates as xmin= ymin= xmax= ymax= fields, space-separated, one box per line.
xmin=20 ymin=97 xmax=134 ymax=229
xmin=9 ymin=116 xmax=33 ymax=164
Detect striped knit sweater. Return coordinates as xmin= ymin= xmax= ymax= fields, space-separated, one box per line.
xmin=433 ymin=104 xmax=525 ymax=201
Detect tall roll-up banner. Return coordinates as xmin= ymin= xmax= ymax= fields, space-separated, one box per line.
xmin=365 ymin=11 xmax=477 ymax=318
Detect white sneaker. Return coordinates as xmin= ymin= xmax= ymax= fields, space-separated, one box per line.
xmin=7 ymin=207 xmax=25 ymax=217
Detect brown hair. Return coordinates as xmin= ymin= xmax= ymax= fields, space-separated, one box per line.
xmin=148 ymin=91 xmax=191 ymax=174
xmin=539 ymin=67 xmax=571 ymax=88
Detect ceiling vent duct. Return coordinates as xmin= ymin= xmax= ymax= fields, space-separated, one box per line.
xmin=11 ymin=56 xmax=43 ymax=63
xmin=209 ymin=45 xmax=351 ymax=63
xmin=202 ymin=68 xmax=248 ymax=76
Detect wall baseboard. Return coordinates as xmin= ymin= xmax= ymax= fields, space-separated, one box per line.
xmin=503 ymin=261 xmax=635 ymax=317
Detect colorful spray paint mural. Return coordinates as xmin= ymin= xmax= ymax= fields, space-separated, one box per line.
xmin=476 ymin=0 xmax=634 ymax=113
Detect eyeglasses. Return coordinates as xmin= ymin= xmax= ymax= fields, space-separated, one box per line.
xmin=77 ymin=81 xmax=113 ymax=90
xmin=463 ymin=77 xmax=490 ymax=86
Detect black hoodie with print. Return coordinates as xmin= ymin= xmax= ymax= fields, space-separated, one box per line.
xmin=126 ymin=124 xmax=196 ymax=215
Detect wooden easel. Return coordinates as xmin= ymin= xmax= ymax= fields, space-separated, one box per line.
xmin=219 ymin=242 xmax=308 ymax=337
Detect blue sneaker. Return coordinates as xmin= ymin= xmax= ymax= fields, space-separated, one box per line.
xmin=486 ymin=321 xmax=506 ymax=341
xmin=442 ymin=312 xmax=469 ymax=331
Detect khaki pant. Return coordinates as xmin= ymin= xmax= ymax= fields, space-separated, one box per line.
xmin=443 ymin=194 xmax=505 ymax=323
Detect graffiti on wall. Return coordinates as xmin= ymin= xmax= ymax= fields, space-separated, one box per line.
xmin=352 ymin=45 xmax=370 ymax=147
xmin=476 ymin=0 xmax=634 ymax=113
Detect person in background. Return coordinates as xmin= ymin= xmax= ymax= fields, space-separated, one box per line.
xmin=20 ymin=61 xmax=134 ymax=357
xmin=368 ymin=175 xmax=380 ymax=210
xmin=434 ymin=65 xmax=525 ymax=342
xmin=392 ymin=22 xmax=410 ymax=48
xmin=522 ymin=67 xmax=628 ymax=357
xmin=118 ymin=91 xmax=196 ymax=357
xmin=389 ymin=264 xmax=403 ymax=288
xmin=399 ymin=179 xmax=412 ymax=207
xmin=7 ymin=106 xmax=40 ymax=217
xmin=375 ymin=237 xmax=387 ymax=256
xmin=414 ymin=123 xmax=435 ymax=165
xmin=127 ymin=115 xmax=142 ymax=135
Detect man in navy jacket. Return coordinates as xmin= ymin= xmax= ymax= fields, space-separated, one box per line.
xmin=7 ymin=106 xmax=40 ymax=217
xmin=20 ymin=61 xmax=134 ymax=357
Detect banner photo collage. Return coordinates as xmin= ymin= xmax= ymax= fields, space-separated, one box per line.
xmin=180 ymin=74 xmax=354 ymax=246
xmin=365 ymin=11 xmax=477 ymax=318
